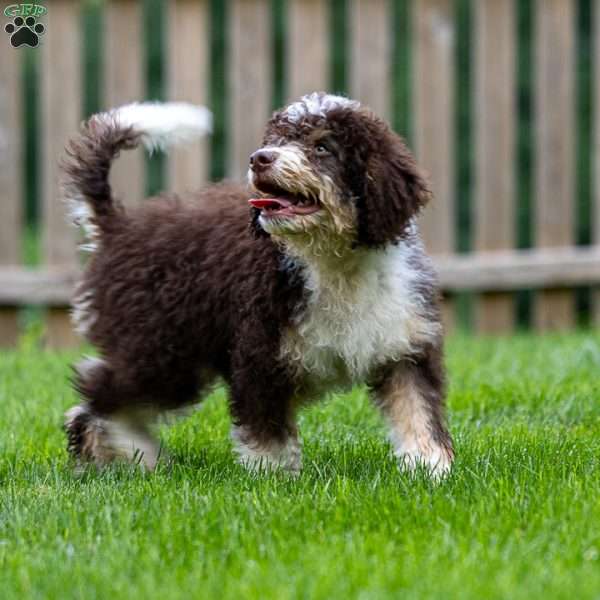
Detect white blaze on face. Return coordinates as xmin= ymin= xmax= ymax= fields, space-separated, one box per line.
xmin=283 ymin=92 xmax=360 ymax=123
xmin=248 ymin=144 xmax=318 ymax=195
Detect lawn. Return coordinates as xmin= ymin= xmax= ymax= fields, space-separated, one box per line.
xmin=1 ymin=333 xmax=599 ymax=599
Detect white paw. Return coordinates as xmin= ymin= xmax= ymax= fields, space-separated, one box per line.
xmin=106 ymin=419 xmax=161 ymax=470
xmin=65 ymin=406 xmax=161 ymax=471
xmin=231 ymin=426 xmax=302 ymax=475
xmin=395 ymin=446 xmax=453 ymax=480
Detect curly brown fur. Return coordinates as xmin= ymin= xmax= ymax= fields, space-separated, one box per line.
xmin=63 ymin=117 xmax=137 ymax=229
xmin=69 ymin=187 xmax=306 ymax=444
xmin=62 ymin=92 xmax=453 ymax=477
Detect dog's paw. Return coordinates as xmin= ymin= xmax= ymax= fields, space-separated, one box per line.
xmin=64 ymin=404 xmax=161 ymax=471
xmin=231 ymin=426 xmax=302 ymax=475
xmin=395 ymin=446 xmax=453 ymax=480
xmin=5 ymin=16 xmax=45 ymax=48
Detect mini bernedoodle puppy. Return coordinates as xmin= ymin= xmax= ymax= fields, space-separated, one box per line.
xmin=62 ymin=92 xmax=454 ymax=477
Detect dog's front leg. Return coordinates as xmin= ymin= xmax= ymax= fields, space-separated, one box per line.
xmin=370 ymin=345 xmax=454 ymax=478
xmin=228 ymin=356 xmax=302 ymax=475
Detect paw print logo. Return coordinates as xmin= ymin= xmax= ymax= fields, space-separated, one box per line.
xmin=5 ymin=15 xmax=45 ymax=48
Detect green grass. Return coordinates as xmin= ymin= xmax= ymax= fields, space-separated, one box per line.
xmin=1 ymin=333 xmax=599 ymax=599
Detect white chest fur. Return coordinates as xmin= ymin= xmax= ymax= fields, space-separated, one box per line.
xmin=281 ymin=240 xmax=441 ymax=389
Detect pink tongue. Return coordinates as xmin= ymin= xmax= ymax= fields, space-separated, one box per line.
xmin=248 ymin=198 xmax=292 ymax=210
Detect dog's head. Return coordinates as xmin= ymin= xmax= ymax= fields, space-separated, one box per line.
xmin=248 ymin=92 xmax=431 ymax=248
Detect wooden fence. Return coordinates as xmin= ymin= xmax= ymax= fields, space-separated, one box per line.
xmin=1 ymin=0 xmax=600 ymax=347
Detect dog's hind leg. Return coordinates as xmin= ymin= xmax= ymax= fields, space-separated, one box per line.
xmin=64 ymin=404 xmax=160 ymax=470
xmin=65 ymin=357 xmax=161 ymax=470
xmin=370 ymin=344 xmax=454 ymax=479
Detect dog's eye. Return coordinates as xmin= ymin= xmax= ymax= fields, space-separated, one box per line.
xmin=315 ymin=144 xmax=329 ymax=156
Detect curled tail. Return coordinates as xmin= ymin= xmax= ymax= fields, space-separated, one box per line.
xmin=62 ymin=102 xmax=212 ymax=249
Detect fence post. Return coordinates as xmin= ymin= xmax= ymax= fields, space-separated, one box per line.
xmin=229 ymin=0 xmax=271 ymax=180
xmin=0 ymin=49 xmax=22 ymax=346
xmin=105 ymin=0 xmax=144 ymax=206
xmin=473 ymin=0 xmax=516 ymax=334
xmin=350 ymin=0 xmax=392 ymax=120
xmin=534 ymin=0 xmax=575 ymax=331
xmin=167 ymin=0 xmax=209 ymax=192
xmin=413 ymin=0 xmax=456 ymax=330
xmin=350 ymin=0 xmax=391 ymax=121
xmin=288 ymin=0 xmax=329 ymax=101
xmin=41 ymin=0 xmax=81 ymax=347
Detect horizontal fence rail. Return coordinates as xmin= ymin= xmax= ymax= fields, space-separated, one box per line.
xmin=0 ymin=0 xmax=598 ymax=346
xmin=1 ymin=246 xmax=599 ymax=305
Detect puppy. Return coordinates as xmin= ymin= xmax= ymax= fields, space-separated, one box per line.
xmin=62 ymin=92 xmax=454 ymax=477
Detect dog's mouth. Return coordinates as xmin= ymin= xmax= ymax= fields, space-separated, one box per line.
xmin=248 ymin=182 xmax=321 ymax=218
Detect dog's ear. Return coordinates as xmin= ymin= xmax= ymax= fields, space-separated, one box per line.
xmin=249 ymin=207 xmax=270 ymax=239
xmin=355 ymin=133 xmax=431 ymax=247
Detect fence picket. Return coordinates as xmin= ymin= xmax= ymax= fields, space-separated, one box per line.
xmin=350 ymin=0 xmax=391 ymax=120
xmin=41 ymin=0 xmax=81 ymax=347
xmin=167 ymin=0 xmax=209 ymax=191
xmin=413 ymin=0 xmax=455 ymax=329
xmin=288 ymin=0 xmax=328 ymax=101
xmin=105 ymin=0 xmax=144 ymax=206
xmin=229 ymin=0 xmax=271 ymax=180
xmin=473 ymin=0 xmax=516 ymax=333
xmin=534 ymin=0 xmax=575 ymax=330
xmin=0 ymin=49 xmax=22 ymax=346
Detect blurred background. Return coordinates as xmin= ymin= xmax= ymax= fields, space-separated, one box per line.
xmin=0 ymin=0 xmax=598 ymax=346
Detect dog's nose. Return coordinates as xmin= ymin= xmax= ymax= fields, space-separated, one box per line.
xmin=250 ymin=149 xmax=277 ymax=172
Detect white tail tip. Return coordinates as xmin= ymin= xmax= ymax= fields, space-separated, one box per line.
xmin=105 ymin=101 xmax=213 ymax=152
